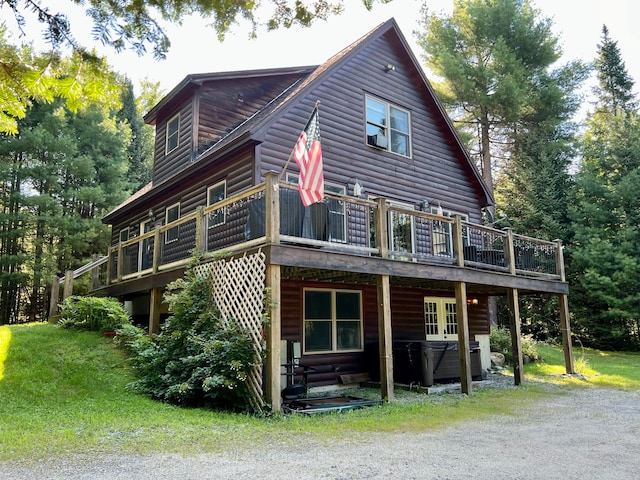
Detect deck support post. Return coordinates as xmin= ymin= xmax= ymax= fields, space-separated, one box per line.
xmin=558 ymin=294 xmax=574 ymax=374
xmin=454 ymin=281 xmax=472 ymax=394
xmin=149 ymin=287 xmax=163 ymax=335
xmin=264 ymin=171 xmax=282 ymax=411
xmin=376 ymin=274 xmax=394 ymax=402
xmin=265 ymin=264 xmax=282 ymax=411
xmin=554 ymin=239 xmax=574 ymax=374
xmin=507 ymin=288 xmax=524 ymax=385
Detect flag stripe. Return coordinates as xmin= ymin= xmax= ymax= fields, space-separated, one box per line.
xmin=293 ymin=107 xmax=324 ymax=207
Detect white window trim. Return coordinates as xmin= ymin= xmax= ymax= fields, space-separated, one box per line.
xmin=207 ymin=180 xmax=227 ymax=228
xmin=424 ymin=297 xmax=458 ymax=341
xmin=138 ymin=219 xmax=153 ymax=272
xmin=165 ymin=114 xmax=180 ymax=154
xmin=165 ymin=202 xmax=180 ymax=244
xmin=119 ymin=228 xmax=129 ymax=243
xmin=303 ymin=288 xmax=363 ymax=355
xmin=365 ymin=95 xmax=412 ymax=158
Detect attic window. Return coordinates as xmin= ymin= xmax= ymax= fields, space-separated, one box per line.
xmin=365 ymin=96 xmax=411 ymax=157
xmin=166 ymin=114 xmax=180 ymax=154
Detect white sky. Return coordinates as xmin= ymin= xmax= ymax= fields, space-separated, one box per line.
xmin=3 ymin=0 xmax=640 ymax=104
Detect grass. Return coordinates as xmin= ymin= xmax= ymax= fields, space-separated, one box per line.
xmin=1 ymin=323 xmax=638 ymax=461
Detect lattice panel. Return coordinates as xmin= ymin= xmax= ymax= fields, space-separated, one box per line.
xmin=193 ymin=251 xmax=266 ymax=410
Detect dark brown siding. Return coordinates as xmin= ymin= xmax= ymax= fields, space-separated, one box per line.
xmin=196 ymin=74 xmax=305 ymax=156
xmin=153 ymin=99 xmax=195 ymax=184
xmin=280 ymin=280 xmax=489 ymax=387
xmin=259 ymin=32 xmax=484 ymax=223
xmin=111 ymin=152 xmax=254 ymax=250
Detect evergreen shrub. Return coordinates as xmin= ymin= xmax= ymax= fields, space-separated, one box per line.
xmin=125 ymin=269 xmax=264 ymax=412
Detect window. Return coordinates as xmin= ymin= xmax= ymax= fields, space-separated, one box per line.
xmin=165 ymin=203 xmax=180 ymax=244
xmin=424 ymin=297 xmax=458 ymax=341
xmin=365 ymin=96 xmax=411 ymax=157
xmin=119 ymin=229 xmax=129 ymax=243
xmin=286 ymin=173 xmax=347 ymax=242
xmin=304 ymin=289 xmax=363 ymax=354
xmin=431 ymin=207 xmax=468 ymax=256
xmin=207 ymin=181 xmax=226 ymax=228
xmin=166 ymin=114 xmax=180 ymax=153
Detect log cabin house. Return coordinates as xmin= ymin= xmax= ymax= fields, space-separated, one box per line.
xmin=98 ymin=18 xmax=574 ymax=411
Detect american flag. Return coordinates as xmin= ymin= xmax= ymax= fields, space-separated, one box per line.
xmin=293 ymin=105 xmax=324 ymax=206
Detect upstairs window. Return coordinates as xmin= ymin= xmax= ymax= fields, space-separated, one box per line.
xmin=166 ymin=114 xmax=180 ymax=153
xmin=119 ymin=228 xmax=129 ymax=243
xmin=207 ymin=181 xmax=226 ymax=228
xmin=365 ymin=96 xmax=411 ymax=157
xmin=165 ymin=203 xmax=180 ymax=244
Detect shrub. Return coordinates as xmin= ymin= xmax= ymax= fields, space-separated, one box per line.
xmin=126 ymin=269 xmax=265 ymax=412
xmin=490 ymin=326 xmax=542 ymax=365
xmin=58 ymin=296 xmax=131 ymax=333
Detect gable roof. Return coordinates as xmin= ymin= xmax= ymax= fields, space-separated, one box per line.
xmin=104 ymin=18 xmax=492 ymax=224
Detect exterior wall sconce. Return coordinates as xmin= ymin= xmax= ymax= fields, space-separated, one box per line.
xmin=436 ymin=202 xmax=444 ymax=216
xmin=421 ymin=199 xmax=430 ymax=212
xmin=384 ymin=63 xmax=396 ymax=73
xmin=148 ymin=209 xmax=155 ymax=222
xmin=467 ymin=298 xmax=479 ymax=306
xmin=353 ymin=180 xmax=363 ymax=197
xmin=237 ymin=92 xmax=244 ymax=103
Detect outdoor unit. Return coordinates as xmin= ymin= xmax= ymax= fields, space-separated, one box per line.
xmin=367 ymin=134 xmax=388 ymax=149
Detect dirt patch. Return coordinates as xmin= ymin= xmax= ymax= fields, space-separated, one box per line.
xmin=4 ymin=385 xmax=640 ymax=479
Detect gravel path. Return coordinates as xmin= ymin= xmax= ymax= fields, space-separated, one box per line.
xmin=4 ymin=385 xmax=640 ymax=479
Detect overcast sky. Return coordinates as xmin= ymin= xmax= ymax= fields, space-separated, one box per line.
xmin=3 ymin=1 xmax=640 ymax=105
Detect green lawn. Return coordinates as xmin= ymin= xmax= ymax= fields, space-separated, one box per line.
xmin=1 ymin=323 xmax=638 ymax=461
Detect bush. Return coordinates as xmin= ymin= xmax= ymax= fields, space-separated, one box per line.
xmin=58 ymin=296 xmax=131 ymax=333
xmin=490 ymin=326 xmax=542 ymax=365
xmin=126 ymin=269 xmax=265 ymax=412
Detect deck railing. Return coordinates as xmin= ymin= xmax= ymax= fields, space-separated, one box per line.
xmin=104 ymin=172 xmax=563 ymax=285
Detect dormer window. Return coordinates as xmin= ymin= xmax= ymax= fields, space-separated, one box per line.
xmin=365 ymin=96 xmax=411 ymax=157
xmin=166 ymin=114 xmax=180 ymax=153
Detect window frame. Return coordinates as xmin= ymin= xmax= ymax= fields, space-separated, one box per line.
xmin=365 ymin=95 xmax=411 ymax=158
xmin=207 ymin=180 xmax=227 ymax=228
xmin=388 ymin=200 xmax=415 ymax=256
xmin=119 ymin=228 xmax=129 ymax=243
xmin=164 ymin=202 xmax=180 ymax=244
xmin=424 ymin=297 xmax=458 ymax=341
xmin=165 ymin=114 xmax=180 ymax=154
xmin=303 ymin=288 xmax=363 ymax=355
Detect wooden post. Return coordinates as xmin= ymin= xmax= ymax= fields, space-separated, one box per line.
xmin=91 ymin=253 xmax=99 ymax=291
xmin=195 ymin=205 xmax=205 ymax=254
xmin=452 ymin=215 xmax=465 ymax=267
xmin=117 ymin=242 xmax=124 ymax=282
xmin=265 ymin=171 xmax=280 ymax=244
xmin=265 ymin=263 xmax=282 ymax=411
xmin=376 ymin=274 xmax=394 ymax=402
xmin=153 ymin=225 xmax=161 ymax=273
xmin=49 ymin=276 xmax=60 ymax=318
xmin=63 ymin=270 xmax=74 ymax=300
xmin=375 ymin=198 xmax=389 ymax=258
xmin=507 ymin=288 xmax=524 ymax=385
xmin=149 ymin=287 xmax=163 ymax=335
xmin=504 ymin=228 xmax=516 ymax=275
xmin=454 ymin=282 xmax=472 ymax=394
xmin=558 ymin=293 xmax=574 ymax=374
xmin=554 ymin=238 xmax=574 ymax=374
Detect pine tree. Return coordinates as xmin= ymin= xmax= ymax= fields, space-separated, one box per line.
xmin=569 ymin=26 xmax=640 ymax=350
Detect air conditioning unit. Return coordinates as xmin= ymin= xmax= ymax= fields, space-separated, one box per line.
xmin=367 ymin=134 xmax=388 ymax=149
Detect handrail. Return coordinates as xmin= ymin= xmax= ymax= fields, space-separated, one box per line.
xmin=103 ymin=178 xmax=564 ymax=286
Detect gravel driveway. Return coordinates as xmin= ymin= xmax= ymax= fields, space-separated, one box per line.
xmin=4 ymin=385 xmax=640 ymax=479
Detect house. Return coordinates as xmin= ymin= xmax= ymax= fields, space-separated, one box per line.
xmin=99 ymin=18 xmax=573 ymax=411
